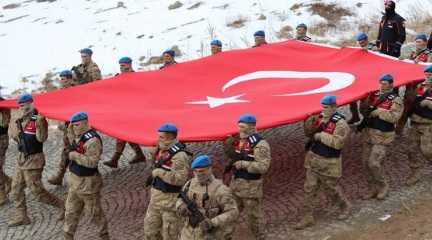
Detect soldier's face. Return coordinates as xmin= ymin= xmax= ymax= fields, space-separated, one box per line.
xmin=254 ymin=36 xmax=265 ymax=46
xmin=425 ymin=72 xmax=432 ymax=84
xmin=72 ymin=120 xmax=89 ymax=136
xmin=193 ymin=167 xmax=212 ymax=185
xmin=19 ymin=102 xmax=33 ymax=116
xmin=120 ymin=63 xmax=131 ymax=73
xmin=321 ymin=104 xmax=336 ymax=118
xmin=60 ymin=76 xmax=72 ymax=86
xmin=81 ymin=54 xmax=91 ymax=64
xmin=379 ymin=81 xmax=392 ymax=92
xmin=358 ymin=39 xmax=368 ymax=48
xmin=163 ymin=54 xmax=173 ymax=64
xmin=296 ymin=27 xmax=307 ymax=36
xmin=158 ymin=132 xmax=176 ymax=150
xmin=415 ymin=40 xmax=427 ymax=50
xmin=238 ymin=123 xmax=256 ymax=138
xmin=211 ymin=45 xmax=221 ymax=55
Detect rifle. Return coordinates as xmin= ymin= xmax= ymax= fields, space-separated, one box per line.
xmin=71 ymin=64 xmax=85 ymax=84
xmin=223 ymin=151 xmax=247 ymax=174
xmin=179 ymin=188 xmax=206 ymax=229
xmin=305 ymin=120 xmax=325 ymax=151
xmin=16 ymin=118 xmax=30 ymax=159
xmin=145 ymin=155 xmax=168 ymax=187
xmin=357 ymin=92 xmax=391 ymax=132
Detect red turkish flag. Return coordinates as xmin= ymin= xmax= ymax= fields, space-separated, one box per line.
xmin=0 ymin=41 xmax=426 ymax=144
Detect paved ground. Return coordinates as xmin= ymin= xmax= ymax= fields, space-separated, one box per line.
xmin=0 ymin=117 xmax=430 ymax=240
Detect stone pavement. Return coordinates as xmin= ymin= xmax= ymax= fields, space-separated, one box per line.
xmin=0 ymin=120 xmax=423 ymax=240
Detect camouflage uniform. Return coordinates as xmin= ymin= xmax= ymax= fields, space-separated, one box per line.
xmin=72 ymin=61 xmax=102 ymax=84
xmin=409 ymin=48 xmax=432 ymax=63
xmin=144 ymin=142 xmax=191 ymax=240
xmin=296 ymin=112 xmax=351 ymax=229
xmin=360 ymin=91 xmax=403 ymax=199
xmin=224 ymin=134 xmax=271 ymax=240
xmin=9 ymin=111 xmax=64 ymax=226
xmin=159 ymin=61 xmax=177 ymax=70
xmin=405 ymin=84 xmax=432 ymax=185
xmin=0 ymin=109 xmax=11 ymax=206
xmin=176 ymin=176 xmax=239 ymax=240
xmin=296 ymin=35 xmax=312 ymax=42
xmin=63 ymin=126 xmax=109 ymax=240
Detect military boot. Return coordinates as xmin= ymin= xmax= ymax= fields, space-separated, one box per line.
xmin=100 ymin=233 xmax=110 ymax=240
xmin=294 ymin=213 xmax=315 ymax=230
xmin=64 ymin=232 xmax=74 ymax=240
xmin=347 ymin=102 xmax=360 ymax=124
xmin=48 ymin=166 xmax=66 ymax=185
xmin=376 ymin=182 xmax=389 ymax=200
xmin=103 ymin=152 xmax=121 ymax=168
xmin=8 ymin=211 xmax=31 ymax=227
xmin=129 ymin=144 xmax=146 ymax=164
xmin=362 ymin=185 xmax=377 ymax=200
xmin=406 ymin=169 xmax=421 ymax=186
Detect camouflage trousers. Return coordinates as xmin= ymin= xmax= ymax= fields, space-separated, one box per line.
xmin=64 ymin=190 xmax=109 ymax=238
xmin=115 ymin=139 xmax=143 ymax=156
xmin=11 ymin=168 xmax=64 ymax=217
xmin=362 ymin=142 xmax=388 ymax=186
xmin=406 ymin=123 xmax=432 ymax=170
xmin=303 ymin=168 xmax=348 ymax=213
xmin=0 ymin=135 xmax=10 ymax=194
xmin=143 ymin=204 xmax=180 ymax=240
xmin=233 ymin=194 xmax=265 ymax=240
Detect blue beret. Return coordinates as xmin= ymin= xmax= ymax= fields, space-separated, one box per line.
xmin=254 ymin=31 xmax=265 ymax=37
xmin=163 ymin=49 xmax=175 ymax=57
xmin=59 ymin=70 xmax=73 ymax=78
xmin=296 ymin=23 xmax=307 ymax=29
xmin=70 ymin=112 xmax=88 ymax=123
xmin=211 ymin=39 xmax=222 ymax=47
xmin=379 ymin=74 xmax=394 ymax=83
xmin=415 ymin=33 xmax=428 ymax=42
xmin=320 ymin=95 xmax=337 ymax=105
xmin=191 ymin=155 xmax=213 ymax=169
xmin=424 ymin=65 xmax=432 ymax=73
xmin=17 ymin=93 xmax=33 ymax=104
xmin=356 ymin=32 xmax=368 ymax=41
xmin=158 ymin=123 xmax=178 ymax=133
xmin=238 ymin=113 xmax=257 ymax=124
xmin=118 ymin=56 xmax=132 ymax=64
xmin=79 ymin=48 xmax=93 ymax=55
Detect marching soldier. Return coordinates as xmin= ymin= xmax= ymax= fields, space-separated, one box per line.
xmin=376 ymin=0 xmax=406 ymax=57
xmin=48 ymin=70 xmax=77 ymax=185
xmin=103 ymin=57 xmax=146 ymax=168
xmin=0 ymin=97 xmax=11 ymax=206
xmin=176 ymin=155 xmax=239 ymax=240
xmin=404 ymin=65 xmax=432 ymax=186
xmin=144 ymin=124 xmax=191 ymax=240
xmin=295 ymin=95 xmax=351 ymax=230
xmin=9 ymin=94 xmax=64 ymax=227
xmin=358 ymin=74 xmax=403 ymax=200
xmin=63 ymin=112 xmax=109 ymax=240
xmin=223 ymin=114 xmax=271 ymax=240
xmin=160 ymin=49 xmax=177 ymax=69
xmin=253 ymin=31 xmax=268 ymax=48
xmin=295 ymin=23 xmax=311 ymax=42
xmin=211 ymin=40 xmax=223 ymax=55
xmin=71 ymin=48 xmax=102 ymax=84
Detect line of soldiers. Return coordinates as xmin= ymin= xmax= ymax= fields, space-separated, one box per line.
xmin=2 ymin=62 xmax=431 ymax=239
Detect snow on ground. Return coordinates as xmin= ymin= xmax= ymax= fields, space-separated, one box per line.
xmin=0 ymin=0 xmax=431 ymax=95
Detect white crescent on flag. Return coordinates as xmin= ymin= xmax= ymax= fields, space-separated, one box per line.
xmin=222 ymin=71 xmax=356 ymax=96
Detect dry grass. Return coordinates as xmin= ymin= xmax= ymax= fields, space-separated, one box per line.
xmin=277 ymin=25 xmax=293 ymax=39
xmin=308 ymin=2 xmax=353 ymax=24
xmin=404 ymin=1 xmax=432 ymax=42
xmin=226 ymin=15 xmax=248 ymax=28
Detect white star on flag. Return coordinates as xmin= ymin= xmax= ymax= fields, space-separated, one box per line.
xmin=187 ymin=94 xmax=249 ymax=108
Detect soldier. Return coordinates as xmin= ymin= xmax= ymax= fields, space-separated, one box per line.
xmin=409 ymin=33 xmax=432 ymax=63
xmin=0 ymin=97 xmax=11 ymax=206
xmin=223 ymin=114 xmax=271 ymax=240
xmin=103 ymin=57 xmax=146 ymax=168
xmin=71 ymin=48 xmax=102 ymax=84
xmin=63 ymin=112 xmax=109 ymax=240
xmin=176 ymin=155 xmax=239 ymax=240
xmin=395 ymin=34 xmax=432 ymax=134
xmin=9 ymin=93 xmax=64 ymax=227
xmin=160 ymin=49 xmax=177 ymax=69
xmin=295 ymin=23 xmax=311 ymax=42
xmin=211 ymin=39 xmax=222 ymax=55
xmin=253 ymin=31 xmax=267 ymax=48
xmin=404 ymin=65 xmax=432 ymax=186
xmin=376 ymin=0 xmax=406 ymax=57
xmin=356 ymin=32 xmax=377 ymax=51
xmin=144 ymin=123 xmax=191 ymax=240
xmin=358 ymin=74 xmax=403 ymax=200
xmin=295 ymin=95 xmax=351 ymax=230
xmin=48 ymin=70 xmax=77 ymax=185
